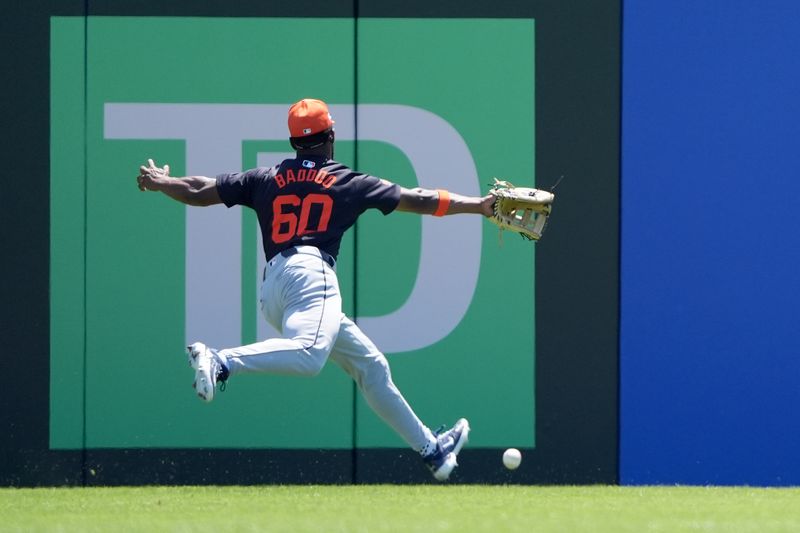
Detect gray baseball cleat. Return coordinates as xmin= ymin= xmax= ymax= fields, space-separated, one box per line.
xmin=187 ymin=342 xmax=229 ymax=402
xmin=422 ymin=418 xmax=470 ymax=481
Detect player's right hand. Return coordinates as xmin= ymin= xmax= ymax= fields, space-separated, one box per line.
xmin=137 ymin=158 xmax=170 ymax=191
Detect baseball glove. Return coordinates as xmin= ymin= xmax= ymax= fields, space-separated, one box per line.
xmin=488 ymin=178 xmax=555 ymax=241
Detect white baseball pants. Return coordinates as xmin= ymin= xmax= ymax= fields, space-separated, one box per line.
xmin=218 ymin=246 xmax=435 ymax=452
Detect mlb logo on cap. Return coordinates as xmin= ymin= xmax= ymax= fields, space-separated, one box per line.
xmin=288 ymin=99 xmax=335 ymax=138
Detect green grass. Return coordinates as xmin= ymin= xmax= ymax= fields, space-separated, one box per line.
xmin=2 ymin=485 xmax=800 ymax=532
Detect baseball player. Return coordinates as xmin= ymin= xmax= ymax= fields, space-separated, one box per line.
xmin=136 ymin=98 xmax=495 ymax=481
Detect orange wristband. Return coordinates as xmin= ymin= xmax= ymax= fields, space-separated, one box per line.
xmin=433 ymin=189 xmax=450 ymax=217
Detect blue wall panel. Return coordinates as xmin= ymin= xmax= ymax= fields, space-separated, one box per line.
xmin=621 ymin=0 xmax=800 ymax=485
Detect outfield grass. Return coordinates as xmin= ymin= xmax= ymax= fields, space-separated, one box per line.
xmin=1 ymin=485 xmax=799 ymax=532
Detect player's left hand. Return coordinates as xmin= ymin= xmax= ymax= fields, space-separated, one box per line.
xmin=479 ymin=194 xmax=496 ymax=218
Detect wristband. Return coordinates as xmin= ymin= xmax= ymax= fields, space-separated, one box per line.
xmin=433 ymin=189 xmax=450 ymax=217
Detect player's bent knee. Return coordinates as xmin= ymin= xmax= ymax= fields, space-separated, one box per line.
xmin=359 ymin=356 xmax=393 ymax=389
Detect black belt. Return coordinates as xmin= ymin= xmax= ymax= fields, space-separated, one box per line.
xmin=280 ymin=247 xmax=336 ymax=268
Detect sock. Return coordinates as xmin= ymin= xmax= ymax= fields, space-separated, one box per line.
xmin=419 ymin=434 xmax=439 ymax=457
xmin=213 ymin=349 xmax=230 ymax=381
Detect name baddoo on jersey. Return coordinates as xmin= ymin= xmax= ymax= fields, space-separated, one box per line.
xmin=274 ymin=168 xmax=337 ymax=190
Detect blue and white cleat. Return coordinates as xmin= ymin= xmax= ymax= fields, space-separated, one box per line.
xmin=187 ymin=342 xmax=229 ymax=402
xmin=423 ymin=418 xmax=470 ymax=481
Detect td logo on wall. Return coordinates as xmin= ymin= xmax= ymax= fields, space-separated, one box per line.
xmin=51 ymin=17 xmax=535 ymax=450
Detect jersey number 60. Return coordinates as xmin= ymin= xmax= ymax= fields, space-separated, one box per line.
xmin=271 ymin=194 xmax=334 ymax=244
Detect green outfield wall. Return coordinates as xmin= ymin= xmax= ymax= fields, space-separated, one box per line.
xmin=50 ymin=16 xmax=536 ymax=451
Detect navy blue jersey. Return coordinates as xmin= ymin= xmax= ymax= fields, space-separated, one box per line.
xmin=216 ymin=156 xmax=401 ymax=260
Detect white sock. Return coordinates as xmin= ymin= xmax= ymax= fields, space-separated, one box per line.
xmin=419 ymin=434 xmax=438 ymax=457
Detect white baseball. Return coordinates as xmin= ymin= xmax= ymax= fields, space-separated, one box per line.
xmin=502 ymin=448 xmax=522 ymax=470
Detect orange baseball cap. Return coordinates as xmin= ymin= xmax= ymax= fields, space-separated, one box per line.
xmin=288 ymin=99 xmax=334 ymax=138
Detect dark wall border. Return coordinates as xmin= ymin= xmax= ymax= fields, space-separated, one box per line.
xmin=0 ymin=0 xmax=619 ymax=485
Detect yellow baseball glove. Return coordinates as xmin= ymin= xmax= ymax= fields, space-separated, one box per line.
xmin=488 ymin=178 xmax=555 ymax=241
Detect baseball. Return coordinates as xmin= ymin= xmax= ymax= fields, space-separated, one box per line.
xmin=502 ymin=448 xmax=522 ymax=470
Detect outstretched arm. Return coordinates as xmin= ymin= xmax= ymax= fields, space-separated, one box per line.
xmin=396 ymin=187 xmax=494 ymax=217
xmin=137 ymin=159 xmax=222 ymax=207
